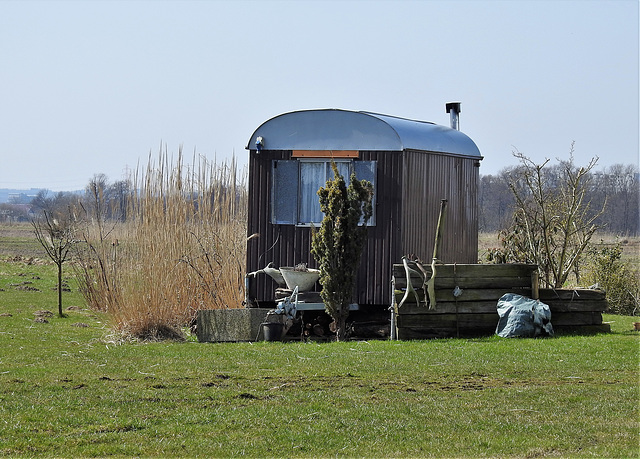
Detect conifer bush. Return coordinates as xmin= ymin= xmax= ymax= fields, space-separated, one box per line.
xmin=311 ymin=162 xmax=373 ymax=341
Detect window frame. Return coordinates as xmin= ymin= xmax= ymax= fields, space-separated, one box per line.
xmin=270 ymin=158 xmax=376 ymax=227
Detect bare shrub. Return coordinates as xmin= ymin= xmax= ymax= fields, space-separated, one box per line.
xmin=75 ymin=147 xmax=247 ymax=339
xmin=493 ymin=146 xmax=605 ymax=288
xmin=32 ymin=209 xmax=77 ymax=317
xmin=582 ymin=241 xmax=640 ymax=316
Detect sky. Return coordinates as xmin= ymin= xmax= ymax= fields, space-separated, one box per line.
xmin=1 ymin=0 xmax=638 ymax=191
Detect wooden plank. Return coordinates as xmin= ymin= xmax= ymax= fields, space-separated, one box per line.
xmin=395 ymin=288 xmax=532 ymax=304
xmin=394 ymin=286 xmax=606 ymax=306
xmin=554 ymin=324 xmax=611 ymax=334
xmin=538 ymin=288 xmax=606 ymax=301
xmin=394 ymin=276 xmax=536 ymax=290
xmin=531 ymin=271 xmax=539 ymax=300
xmin=546 ymin=300 xmax=607 ymax=313
xmin=392 ymin=263 xmax=537 ymax=279
xmin=398 ymin=300 xmax=500 ymax=315
xmin=397 ymin=313 xmax=498 ymax=329
xmin=397 ymin=298 xmax=607 ymax=315
xmin=552 ymin=312 xmax=603 ymax=326
xmin=398 ymin=308 xmax=603 ymax=329
xmin=292 ymin=150 xmax=359 ymax=158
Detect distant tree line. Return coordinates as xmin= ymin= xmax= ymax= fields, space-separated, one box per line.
xmin=479 ymin=162 xmax=639 ymax=235
xmin=28 ymin=174 xmax=131 ymax=222
xmin=8 ymin=159 xmax=639 ymax=238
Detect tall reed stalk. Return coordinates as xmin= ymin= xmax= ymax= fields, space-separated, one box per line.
xmin=75 ymin=147 xmax=247 ymax=339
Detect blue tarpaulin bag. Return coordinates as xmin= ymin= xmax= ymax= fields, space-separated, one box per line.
xmin=496 ymin=293 xmax=554 ymax=338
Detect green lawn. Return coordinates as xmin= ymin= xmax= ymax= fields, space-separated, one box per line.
xmin=0 ymin=258 xmax=638 ymax=457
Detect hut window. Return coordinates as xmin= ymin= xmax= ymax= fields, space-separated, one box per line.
xmin=271 ymin=159 xmax=299 ymax=224
xmin=299 ymin=161 xmax=351 ymax=224
xmin=271 ymin=159 xmax=376 ymax=226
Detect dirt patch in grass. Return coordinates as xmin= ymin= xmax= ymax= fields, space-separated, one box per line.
xmin=0 ymin=223 xmax=48 ymax=259
xmin=258 ymin=372 xmax=593 ymax=395
xmin=33 ymin=310 xmax=54 ymax=317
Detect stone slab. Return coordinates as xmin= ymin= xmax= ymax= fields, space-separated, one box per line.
xmin=197 ymin=308 xmax=270 ymax=342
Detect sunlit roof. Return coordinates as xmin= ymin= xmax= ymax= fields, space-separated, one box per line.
xmin=246 ymin=109 xmax=481 ymax=157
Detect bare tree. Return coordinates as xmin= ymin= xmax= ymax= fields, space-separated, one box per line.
xmin=597 ymin=164 xmax=639 ymax=235
xmin=30 ymin=190 xmax=78 ymax=217
xmin=480 ymin=162 xmax=639 ymax=237
xmin=478 ymin=172 xmax=514 ymax=231
xmin=84 ymin=174 xmax=109 ymax=234
xmin=32 ymin=209 xmax=76 ymax=317
xmin=0 ymin=203 xmax=29 ymax=223
xmin=498 ymin=144 xmax=606 ymax=288
xmin=108 ymin=179 xmax=131 ymax=221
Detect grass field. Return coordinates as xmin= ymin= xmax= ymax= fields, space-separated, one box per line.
xmin=1 ymin=224 xmax=639 ymax=457
xmin=1 ymin=245 xmax=639 ymax=457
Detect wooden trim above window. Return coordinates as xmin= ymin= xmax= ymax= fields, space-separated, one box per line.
xmin=292 ymin=150 xmax=359 ymax=158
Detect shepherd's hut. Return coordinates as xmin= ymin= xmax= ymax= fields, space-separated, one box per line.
xmin=245 ymin=103 xmax=483 ymax=315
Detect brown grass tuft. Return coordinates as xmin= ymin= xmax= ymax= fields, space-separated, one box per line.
xmin=75 ymin=146 xmax=248 ymax=339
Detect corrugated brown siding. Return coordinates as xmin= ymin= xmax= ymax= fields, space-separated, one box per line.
xmin=356 ymin=151 xmax=403 ymax=306
xmin=246 ymin=149 xmax=478 ymax=307
xmin=247 ymin=150 xmax=315 ymax=304
xmin=401 ymin=150 xmax=479 ymax=264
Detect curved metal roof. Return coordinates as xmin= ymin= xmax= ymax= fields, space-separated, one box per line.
xmin=246 ymin=109 xmax=481 ymax=157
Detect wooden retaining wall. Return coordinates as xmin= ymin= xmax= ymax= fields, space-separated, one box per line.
xmin=393 ymin=262 xmax=609 ymax=339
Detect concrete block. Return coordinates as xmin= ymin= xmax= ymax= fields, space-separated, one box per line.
xmin=197 ymin=308 xmax=270 ymax=342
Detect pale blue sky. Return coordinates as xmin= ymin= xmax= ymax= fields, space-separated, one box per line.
xmin=1 ymin=0 xmax=638 ymax=191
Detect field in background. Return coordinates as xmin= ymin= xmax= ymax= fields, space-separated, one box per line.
xmin=479 ymin=230 xmax=640 ymax=282
xmin=7 ymin=225 xmax=638 ymax=269
xmin=3 ymin=225 xmax=638 ymax=306
xmin=479 ymin=231 xmax=640 ymax=264
xmin=0 ymin=223 xmax=46 ymax=259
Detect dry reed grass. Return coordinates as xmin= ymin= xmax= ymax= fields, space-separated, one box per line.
xmin=75 ymin=147 xmax=247 ymax=340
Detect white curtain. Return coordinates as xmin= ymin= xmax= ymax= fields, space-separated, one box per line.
xmin=299 ymin=162 xmax=324 ymax=224
xmin=299 ymin=161 xmax=351 ymax=224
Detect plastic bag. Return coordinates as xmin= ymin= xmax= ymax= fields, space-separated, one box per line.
xmin=496 ymin=293 xmax=554 ymax=338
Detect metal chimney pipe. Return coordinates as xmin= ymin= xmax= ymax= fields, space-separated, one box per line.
xmin=445 ymin=102 xmax=461 ymax=130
